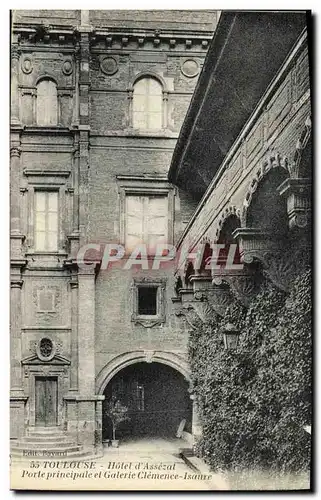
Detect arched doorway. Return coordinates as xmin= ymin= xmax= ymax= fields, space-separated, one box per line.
xmin=102 ymin=362 xmax=192 ymax=441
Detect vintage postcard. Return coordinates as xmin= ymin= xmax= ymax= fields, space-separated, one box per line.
xmin=10 ymin=9 xmax=312 ymax=491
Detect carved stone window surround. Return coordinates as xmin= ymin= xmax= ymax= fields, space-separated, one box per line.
xmin=23 ymin=181 xmax=69 ymax=255
xmin=131 ymin=277 xmax=166 ymax=328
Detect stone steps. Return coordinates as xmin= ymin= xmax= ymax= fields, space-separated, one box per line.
xmin=22 ymin=435 xmax=73 ymax=443
xmin=12 ymin=441 xmax=81 ymax=452
xmin=27 ymin=426 xmax=66 ymax=436
xmin=10 ymin=427 xmax=103 ymax=462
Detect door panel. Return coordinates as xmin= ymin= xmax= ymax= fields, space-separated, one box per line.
xmin=35 ymin=377 xmax=58 ymax=426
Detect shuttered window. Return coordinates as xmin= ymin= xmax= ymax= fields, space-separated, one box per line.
xmin=125 ymin=195 xmax=168 ymax=252
xmin=133 ymin=77 xmax=163 ymax=130
xmin=36 ymin=79 xmax=58 ymax=126
xmin=34 ymin=191 xmax=58 ymax=251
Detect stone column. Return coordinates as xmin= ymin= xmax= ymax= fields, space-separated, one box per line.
xmin=10 ymin=272 xmax=26 ymax=440
xmin=77 ymin=266 xmax=96 ymax=447
xmin=10 ymin=275 xmax=23 ymax=392
xmin=78 ymin=267 xmax=95 ymax=395
xmin=10 ymin=146 xmax=22 ymax=254
xmin=11 ymin=42 xmax=20 ymax=125
xmin=70 ymin=278 xmax=79 ymax=391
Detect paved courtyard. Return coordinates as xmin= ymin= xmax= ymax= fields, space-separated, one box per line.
xmin=94 ymin=437 xmax=215 ymax=490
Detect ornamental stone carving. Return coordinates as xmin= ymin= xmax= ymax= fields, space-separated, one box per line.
xmin=62 ymin=59 xmax=73 ymax=75
xmin=206 ymin=284 xmax=234 ymax=317
xmin=212 ymin=267 xmax=261 ymax=307
xmin=21 ymin=56 xmax=33 ymax=74
xmin=277 ymin=177 xmax=311 ymax=229
xmin=36 ymin=337 xmax=55 ymax=362
xmin=181 ymin=59 xmax=200 ymax=78
xmin=175 ymin=304 xmax=201 ymax=330
xmin=100 ymin=56 xmax=118 ymax=75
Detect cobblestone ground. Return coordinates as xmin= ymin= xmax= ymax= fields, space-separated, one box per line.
xmin=94 ymin=437 xmax=215 ymax=491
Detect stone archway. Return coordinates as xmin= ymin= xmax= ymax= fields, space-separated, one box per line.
xmin=96 ymin=350 xmax=190 ymax=395
xmin=96 ymin=351 xmax=193 ymax=442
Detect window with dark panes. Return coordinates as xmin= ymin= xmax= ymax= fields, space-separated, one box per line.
xmin=138 ymin=286 xmax=158 ymax=315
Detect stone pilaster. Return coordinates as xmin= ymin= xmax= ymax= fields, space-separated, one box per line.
xmin=76 ymin=266 xmax=97 ymax=447
xmin=78 ymin=24 xmax=91 ymax=249
xmin=10 ymin=271 xmax=26 ymax=440
xmin=69 ymin=278 xmax=79 ymax=391
xmin=11 ymin=41 xmax=21 ymax=125
xmin=10 ymin=274 xmax=23 ymax=393
xmin=10 ymin=143 xmax=25 ymax=259
xmin=78 ymin=267 xmax=95 ymax=396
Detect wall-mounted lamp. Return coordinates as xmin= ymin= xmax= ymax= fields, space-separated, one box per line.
xmin=222 ymin=322 xmax=240 ymax=350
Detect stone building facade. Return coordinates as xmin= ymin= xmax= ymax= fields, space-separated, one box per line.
xmin=10 ymin=10 xmax=311 ymax=460
xmin=10 ymin=9 xmax=218 ymax=457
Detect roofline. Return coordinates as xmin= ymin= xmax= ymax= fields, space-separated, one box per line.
xmin=168 ymin=11 xmax=236 ymax=184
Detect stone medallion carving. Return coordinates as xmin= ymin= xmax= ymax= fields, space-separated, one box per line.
xmin=21 ymin=56 xmax=33 ymax=74
xmin=36 ymin=337 xmax=56 ymax=362
xmin=181 ymin=59 xmax=200 ymax=78
xmin=100 ymin=56 xmax=118 ymax=75
xmin=62 ymin=59 xmax=73 ymax=75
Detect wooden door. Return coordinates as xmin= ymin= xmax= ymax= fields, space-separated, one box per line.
xmin=35 ymin=377 xmax=58 ymax=426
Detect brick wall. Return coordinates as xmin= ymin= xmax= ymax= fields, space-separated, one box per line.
xmin=11 ymin=10 xmax=217 ymax=393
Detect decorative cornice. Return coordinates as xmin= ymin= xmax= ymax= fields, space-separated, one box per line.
xmin=23 ymin=168 xmax=71 ymax=177
xmin=89 ymin=29 xmax=213 ymax=51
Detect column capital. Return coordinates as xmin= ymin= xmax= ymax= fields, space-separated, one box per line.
xmin=11 ymin=279 xmax=23 ymax=289
xmin=10 ymin=146 xmax=21 ymax=158
xmin=277 ymin=177 xmax=311 ymax=229
xmin=11 ymin=45 xmax=21 ymax=60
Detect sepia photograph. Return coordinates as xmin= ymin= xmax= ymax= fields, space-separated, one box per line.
xmin=9 ymin=8 xmax=312 ymax=491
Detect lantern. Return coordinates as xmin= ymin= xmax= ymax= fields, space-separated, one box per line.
xmin=222 ymin=322 xmax=240 ymax=350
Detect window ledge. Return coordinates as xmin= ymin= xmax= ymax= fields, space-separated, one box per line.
xmin=131 ymin=315 xmax=165 ymax=328
xmin=122 ymin=128 xmax=179 ymax=139
xmin=23 ymin=126 xmax=72 ymax=134
xmin=25 ymin=251 xmax=68 ymax=257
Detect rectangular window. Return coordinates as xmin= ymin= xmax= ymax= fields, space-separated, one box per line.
xmin=34 ymin=191 xmax=58 ymax=251
xmin=125 ymin=195 xmax=168 ymax=253
xmin=138 ymin=286 xmax=158 ymax=316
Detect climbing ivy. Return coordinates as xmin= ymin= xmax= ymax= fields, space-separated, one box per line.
xmin=188 ymin=268 xmax=312 ymax=472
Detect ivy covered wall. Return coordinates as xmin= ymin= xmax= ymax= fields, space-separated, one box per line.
xmin=188 ymin=268 xmax=312 ymax=472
